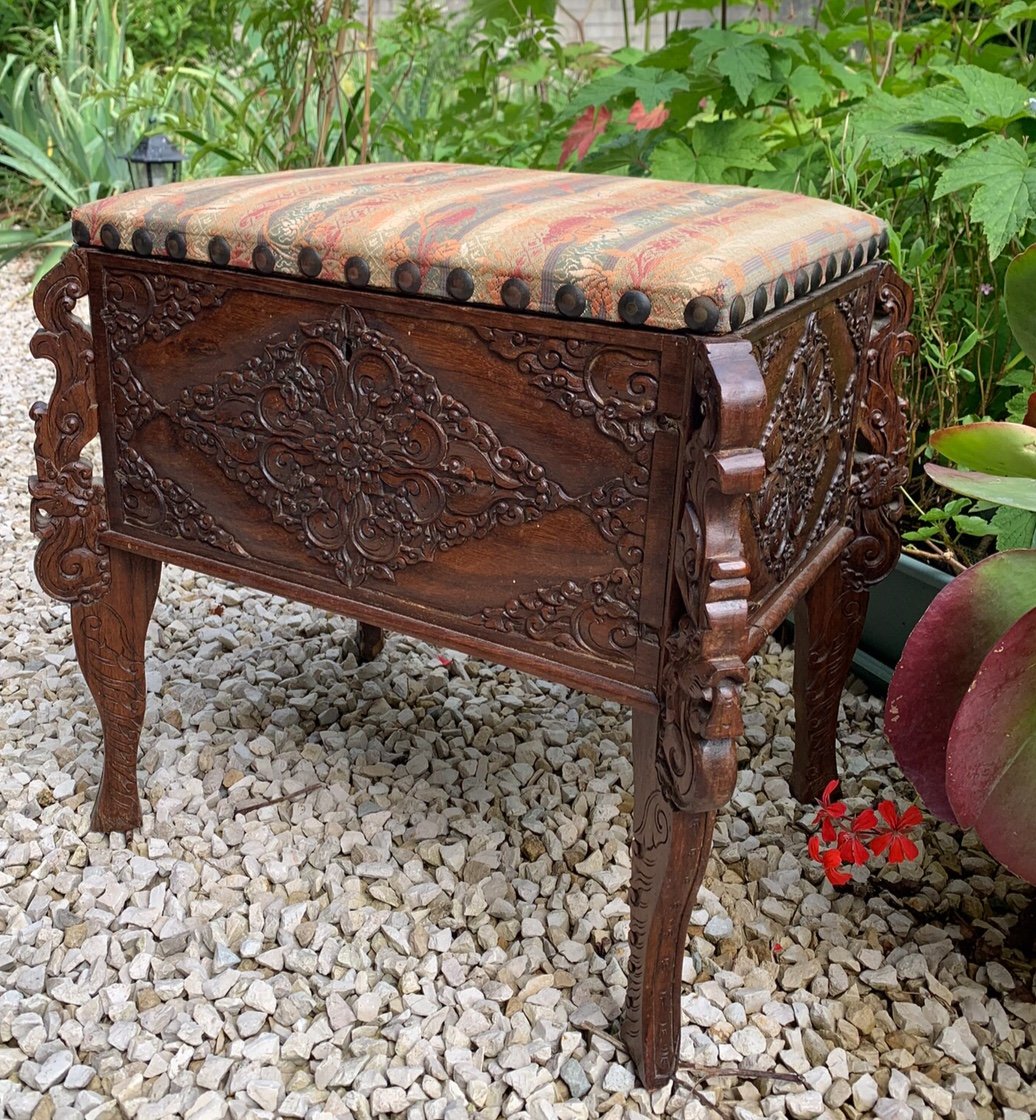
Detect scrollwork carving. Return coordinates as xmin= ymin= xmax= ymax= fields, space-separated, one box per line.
xmin=101 ymin=270 xmax=226 ymax=352
xmin=28 ymin=249 xmax=111 ymax=605
xmin=117 ymin=448 xmax=248 ymax=557
xmin=751 ymin=314 xmax=837 ymax=582
xmin=656 ymin=343 xmax=766 ymax=813
xmin=477 ymin=567 xmax=639 ymax=657
xmin=475 ymin=328 xmax=659 ymax=452
xmin=844 ymin=264 xmax=916 ymax=589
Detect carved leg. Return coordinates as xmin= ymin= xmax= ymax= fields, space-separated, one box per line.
xmin=622 ymin=709 xmax=716 ymax=1089
xmin=72 ymin=549 xmax=162 ymax=833
xmin=355 ymin=622 xmax=385 ymax=663
xmin=791 ymin=557 xmax=868 ymax=802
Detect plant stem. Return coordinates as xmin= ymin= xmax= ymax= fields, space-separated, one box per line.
xmin=360 ymin=0 xmax=374 ymax=163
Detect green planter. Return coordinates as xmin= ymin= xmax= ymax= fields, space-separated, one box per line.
xmin=853 ymin=554 xmax=954 ymax=694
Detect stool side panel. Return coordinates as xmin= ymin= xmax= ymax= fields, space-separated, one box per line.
xmin=89 ymin=256 xmax=681 ymax=686
xmin=741 ymin=267 xmax=880 ymax=610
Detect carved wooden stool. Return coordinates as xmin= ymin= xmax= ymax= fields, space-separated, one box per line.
xmin=28 ymin=163 xmax=913 ymax=1089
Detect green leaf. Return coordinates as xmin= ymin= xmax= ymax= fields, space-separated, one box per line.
xmin=787 ymin=65 xmax=829 ymax=114
xmin=714 ymin=40 xmax=770 ymax=107
xmin=934 ymin=136 xmax=1036 ymax=259
xmin=991 ymin=505 xmax=1036 ymax=549
xmin=649 ymin=120 xmax=772 ymax=184
xmin=1006 ymin=244 xmax=1036 ymax=367
xmin=937 ymin=64 xmax=1033 ymax=129
xmin=850 ymin=90 xmax=967 ymax=163
xmin=926 ymin=463 xmax=1036 ymax=512
xmin=567 ymin=65 xmax=689 ymax=116
xmin=952 ymin=514 xmax=995 ymax=536
xmin=931 ymin=421 xmax=1036 ymax=479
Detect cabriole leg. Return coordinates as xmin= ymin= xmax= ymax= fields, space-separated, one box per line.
xmin=355 ymin=621 xmax=385 ymax=663
xmin=623 ymin=709 xmax=717 ymax=1089
xmin=791 ymin=557 xmax=868 ymax=802
xmin=73 ymin=550 xmax=162 ymax=833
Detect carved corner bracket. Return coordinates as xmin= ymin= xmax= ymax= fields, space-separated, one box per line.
xmin=28 ymin=249 xmax=111 ymax=605
xmin=844 ymin=263 xmax=917 ymax=590
xmin=658 ymin=340 xmax=766 ymax=813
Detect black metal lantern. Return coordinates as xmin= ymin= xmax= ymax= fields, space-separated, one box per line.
xmin=124 ymin=131 xmax=184 ymax=189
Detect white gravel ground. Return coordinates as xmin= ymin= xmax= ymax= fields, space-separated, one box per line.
xmin=1 ymin=254 xmax=1034 ymax=1120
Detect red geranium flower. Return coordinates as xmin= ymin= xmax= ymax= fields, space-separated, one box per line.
xmin=808 ymin=834 xmax=852 ymax=886
xmin=811 ymin=779 xmax=847 ymax=843
xmin=837 ymin=807 xmax=878 ymax=865
xmin=868 ymin=801 xmax=923 ymax=864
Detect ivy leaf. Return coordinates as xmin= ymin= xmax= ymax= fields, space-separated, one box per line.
xmin=714 ymin=40 xmax=770 ymax=106
xmin=934 ymin=136 xmax=1036 ymax=259
xmin=557 ymin=106 xmax=612 ymax=167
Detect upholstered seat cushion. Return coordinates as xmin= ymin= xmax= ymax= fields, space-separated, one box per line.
xmin=72 ymin=162 xmax=886 ymax=333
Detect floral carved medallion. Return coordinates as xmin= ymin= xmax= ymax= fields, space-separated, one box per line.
xmin=171 ymin=307 xmax=568 ymax=586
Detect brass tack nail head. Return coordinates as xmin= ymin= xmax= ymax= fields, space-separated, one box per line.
xmin=684 ymin=296 xmax=719 ymax=333
xmin=501 ymin=277 xmax=530 ymax=310
xmin=394 ymin=260 xmax=421 ymax=294
xmin=773 ymin=275 xmax=789 ymax=308
xmin=879 ymin=228 xmax=889 ymax=254
xmin=752 ymin=285 xmax=768 ymax=319
xmin=555 ymin=283 xmax=586 ymax=319
xmin=100 ymin=223 xmax=121 ymax=251
xmin=794 ymin=268 xmax=810 ymax=299
xmin=131 ymin=229 xmax=153 ymax=257
xmin=825 ymin=254 xmax=839 ymax=282
xmin=728 ymin=294 xmax=746 ymax=331
xmin=298 ymin=246 xmax=322 ymax=278
xmin=618 ymin=289 xmax=651 ymax=325
xmin=345 ymin=256 xmax=370 ymax=287
xmin=208 ymin=236 xmax=231 ymax=266
xmin=166 ymin=231 xmax=187 ymax=259
xmin=71 ymin=220 xmax=91 ymax=246
xmin=810 ymin=261 xmax=823 ymax=290
xmin=253 ymin=243 xmax=276 ymax=274
xmin=446 ymin=267 xmax=474 ymax=302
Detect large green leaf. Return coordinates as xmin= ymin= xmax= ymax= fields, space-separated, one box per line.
xmin=936 ymin=64 xmax=1034 ymax=129
xmin=887 ymin=552 xmax=1036 ymax=823
xmin=926 ymin=464 xmax=1036 ymax=512
xmin=930 ymin=422 xmax=1036 ymax=478
xmin=947 ymin=605 xmax=1036 ymax=884
xmin=1005 ymin=244 xmax=1036 ymax=368
xmin=934 ymin=136 xmax=1036 ymax=259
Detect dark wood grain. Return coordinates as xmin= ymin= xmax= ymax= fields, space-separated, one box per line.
xmin=28 ymin=243 xmax=914 ymax=1092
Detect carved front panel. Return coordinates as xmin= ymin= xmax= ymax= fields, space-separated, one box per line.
xmin=743 ymin=272 xmax=877 ymax=606
xmin=92 ymin=258 xmax=679 ymax=681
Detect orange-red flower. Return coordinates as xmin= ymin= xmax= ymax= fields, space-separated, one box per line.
xmin=868 ymin=801 xmax=923 ymax=864
xmin=808 ymin=834 xmax=852 ymax=886
xmin=837 ymin=807 xmax=878 ymax=865
xmin=811 ymin=779 xmax=847 ymax=842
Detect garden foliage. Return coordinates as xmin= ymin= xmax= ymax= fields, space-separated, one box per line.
xmin=887 ymin=245 xmax=1036 ymax=885
xmin=1 ymin=0 xmax=1035 ymax=547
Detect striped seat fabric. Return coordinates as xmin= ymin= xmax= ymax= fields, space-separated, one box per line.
xmin=72 ymin=162 xmax=887 ymax=334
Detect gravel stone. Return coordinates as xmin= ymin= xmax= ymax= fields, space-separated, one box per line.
xmin=0 ymin=251 xmax=1028 ymax=1120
